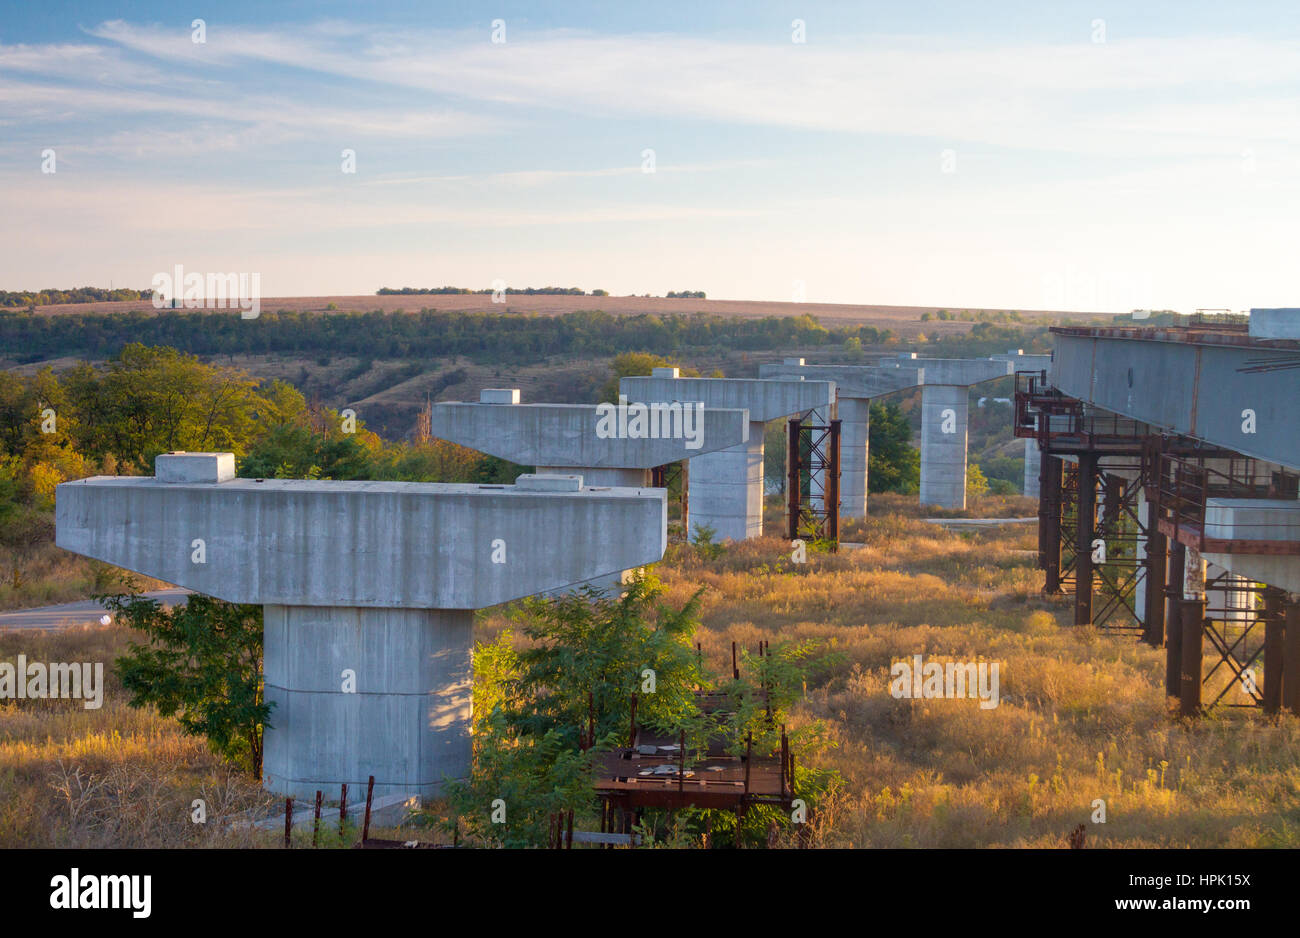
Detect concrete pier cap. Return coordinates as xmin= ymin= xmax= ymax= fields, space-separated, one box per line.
xmin=427 ymin=391 xmax=751 ymax=471
xmin=619 ymin=374 xmax=835 ymax=541
xmin=55 ymin=454 xmax=666 ymax=801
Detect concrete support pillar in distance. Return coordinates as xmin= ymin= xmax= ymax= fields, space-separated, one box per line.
xmin=689 ymin=420 xmax=765 ymax=542
xmin=837 ymin=397 xmax=871 ymax=518
xmin=919 ymin=385 xmax=969 ymax=510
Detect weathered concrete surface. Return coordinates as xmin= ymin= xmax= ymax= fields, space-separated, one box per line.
xmin=1249 ymin=308 xmax=1300 ymax=340
xmin=55 ymin=456 xmax=668 ymax=801
xmin=262 ymin=605 xmax=472 ymax=799
xmin=836 ymin=397 xmax=871 ymax=518
xmin=428 ymin=396 xmax=750 ymax=468
xmin=55 ymin=475 xmax=666 ymax=607
xmin=619 ymin=376 xmax=834 ymax=422
xmin=620 ymin=376 xmax=835 ymax=541
xmin=687 ymin=425 xmax=765 ymax=541
xmin=156 ymin=452 xmax=236 ymax=484
xmin=884 ymin=354 xmax=1013 ymax=386
xmin=757 ymin=362 xmax=925 ymax=397
xmin=919 ymin=385 xmax=969 ymax=509
xmin=1049 ymin=329 xmax=1300 ymax=471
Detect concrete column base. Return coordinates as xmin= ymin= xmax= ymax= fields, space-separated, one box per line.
xmin=262 ymin=605 xmax=473 ymax=801
xmin=689 ymin=420 xmax=764 ymax=541
xmin=920 ymin=385 xmax=968 ymax=510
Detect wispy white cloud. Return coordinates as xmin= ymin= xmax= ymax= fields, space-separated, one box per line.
xmin=72 ymin=22 xmax=1300 ymax=157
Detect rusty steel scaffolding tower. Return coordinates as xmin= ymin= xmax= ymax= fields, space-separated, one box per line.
xmin=1015 ymin=369 xmax=1300 ymax=716
xmin=786 ymin=415 xmax=840 ymax=548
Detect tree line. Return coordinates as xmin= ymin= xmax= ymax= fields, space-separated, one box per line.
xmin=1 ymin=287 xmax=153 ymax=308
xmin=0 ymin=308 xmax=905 ymax=364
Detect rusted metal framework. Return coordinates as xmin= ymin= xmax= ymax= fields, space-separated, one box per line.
xmin=651 ymin=460 xmax=689 ymax=533
xmin=1156 ymin=454 xmax=1300 ymax=556
xmin=786 ymin=415 xmax=840 ymax=548
xmin=1018 ymin=368 xmax=1300 ymax=717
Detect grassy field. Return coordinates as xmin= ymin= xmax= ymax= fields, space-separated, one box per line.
xmin=3 ymin=492 xmax=1296 ymax=848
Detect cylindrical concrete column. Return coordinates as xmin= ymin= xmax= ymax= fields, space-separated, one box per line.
xmin=262 ymin=605 xmax=473 ymax=800
xmin=838 ymin=397 xmax=871 ymax=518
xmin=1023 ymin=438 xmax=1041 ymax=499
xmin=919 ymin=385 xmax=968 ymax=510
xmin=689 ymin=420 xmax=765 ymax=541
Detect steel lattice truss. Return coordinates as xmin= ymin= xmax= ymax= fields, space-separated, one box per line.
xmin=1200 ymin=573 xmax=1279 ymax=711
xmin=786 ymin=415 xmax=840 ymax=548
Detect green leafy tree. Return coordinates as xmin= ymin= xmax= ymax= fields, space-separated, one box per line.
xmin=597 ymin=352 xmax=699 ymax=403
xmin=444 ymin=574 xmax=705 ymax=846
xmin=868 ymin=402 xmax=920 ymax=493
xmin=105 ymin=591 xmax=271 ymax=777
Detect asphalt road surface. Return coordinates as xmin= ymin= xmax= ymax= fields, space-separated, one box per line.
xmin=0 ymin=588 xmax=192 ymax=630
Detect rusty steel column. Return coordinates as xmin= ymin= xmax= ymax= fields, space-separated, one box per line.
xmin=1040 ymin=454 xmax=1063 ymax=594
xmin=827 ymin=419 xmax=841 ymax=545
xmin=786 ymin=418 xmax=800 ymax=541
xmin=1285 ymin=599 xmax=1300 ymax=717
xmin=1263 ymin=589 xmax=1285 ymax=715
xmin=1179 ymin=550 xmax=1206 ymax=718
xmin=1179 ymin=597 xmax=1205 ymax=717
xmin=1144 ymin=527 xmax=1167 ymax=647
xmin=1074 ymin=451 xmax=1097 ymax=626
xmin=1165 ymin=541 xmax=1186 ymax=699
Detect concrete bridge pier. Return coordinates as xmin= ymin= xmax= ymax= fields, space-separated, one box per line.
xmin=837 ymin=396 xmax=872 ymax=518
xmin=55 ymin=453 xmax=667 ymax=800
xmin=262 ymin=605 xmax=473 ymax=800
xmin=919 ymin=385 xmax=970 ymax=510
xmin=688 ymin=420 xmax=766 ymax=542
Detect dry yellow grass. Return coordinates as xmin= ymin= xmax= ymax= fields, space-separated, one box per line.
xmin=3 ymin=491 xmax=1296 ymax=847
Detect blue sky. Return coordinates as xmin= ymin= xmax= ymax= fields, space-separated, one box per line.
xmin=3 ymin=1 xmax=1299 ymax=311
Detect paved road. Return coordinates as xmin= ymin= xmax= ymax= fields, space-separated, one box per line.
xmin=0 ymin=588 xmax=192 ymax=630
